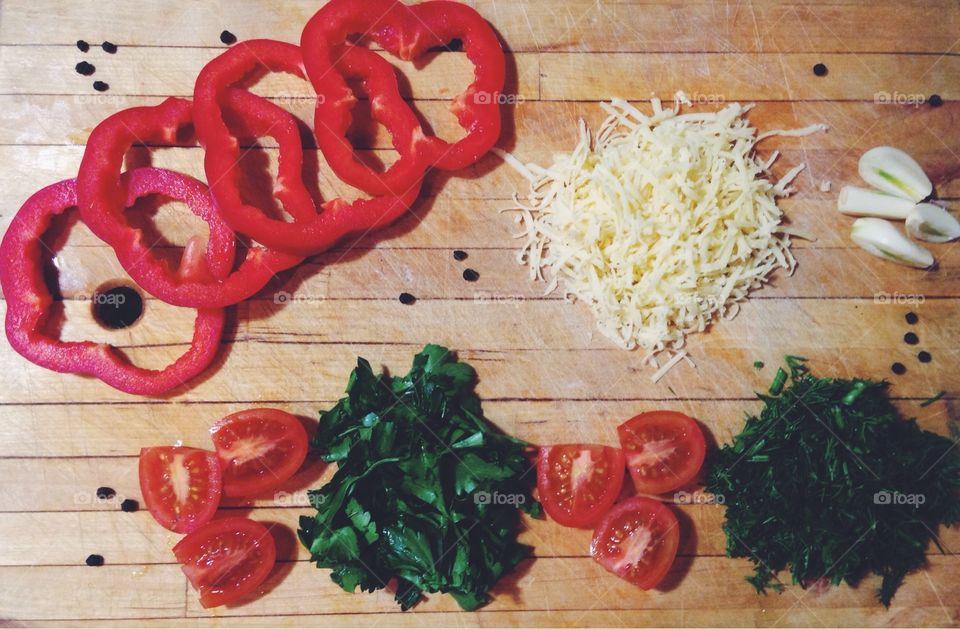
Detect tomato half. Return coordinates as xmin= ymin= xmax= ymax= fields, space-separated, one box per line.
xmin=173 ymin=517 xmax=277 ymax=608
xmin=537 ymin=444 xmax=625 ymax=528
xmin=590 ymin=496 xmax=680 ymax=589
xmin=617 ymin=411 xmax=706 ymax=495
xmin=210 ymin=408 xmax=309 ymax=497
xmin=139 ymin=446 xmax=222 ymax=533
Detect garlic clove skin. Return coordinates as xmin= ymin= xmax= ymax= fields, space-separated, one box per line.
xmin=837 ymin=185 xmax=915 ymax=219
xmin=905 ymin=203 xmax=960 ymax=243
xmin=850 ymin=217 xmax=934 ymax=269
xmin=858 ymin=146 xmax=933 ymax=202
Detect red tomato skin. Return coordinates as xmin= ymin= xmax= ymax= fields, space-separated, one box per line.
xmin=617 ymin=410 xmax=707 ymax=495
xmin=138 ymin=446 xmax=222 ymax=534
xmin=590 ymin=496 xmax=680 ymax=590
xmin=537 ymin=444 xmax=626 ymax=528
xmin=210 ymin=408 xmax=309 ymax=498
xmin=173 ymin=517 xmax=277 ymax=608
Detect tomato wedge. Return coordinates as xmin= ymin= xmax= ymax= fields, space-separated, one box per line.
xmin=210 ymin=408 xmax=309 ymax=497
xmin=139 ymin=446 xmax=222 ymax=533
xmin=173 ymin=517 xmax=277 ymax=608
xmin=590 ymin=496 xmax=680 ymax=589
xmin=537 ymin=444 xmax=625 ymax=528
xmin=617 ymin=411 xmax=706 ymax=495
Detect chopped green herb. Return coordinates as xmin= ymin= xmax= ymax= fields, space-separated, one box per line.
xmin=753 ymin=360 xmax=764 ymax=370
xmin=706 ymin=357 xmax=960 ymax=606
xmin=920 ymin=391 xmax=945 ymax=407
xmin=298 ymin=345 xmax=539 ymax=611
xmin=768 ymin=367 xmax=787 ymax=395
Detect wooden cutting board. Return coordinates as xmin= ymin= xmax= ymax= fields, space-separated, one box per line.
xmin=0 ymin=0 xmax=958 ymax=626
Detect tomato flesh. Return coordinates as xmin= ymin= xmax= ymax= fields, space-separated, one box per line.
xmin=173 ymin=517 xmax=277 ymax=608
xmin=617 ymin=411 xmax=706 ymax=495
xmin=210 ymin=408 xmax=309 ymax=497
xmin=538 ymin=444 xmax=625 ymax=528
xmin=139 ymin=446 xmax=222 ymax=533
xmin=590 ymin=496 xmax=680 ymax=589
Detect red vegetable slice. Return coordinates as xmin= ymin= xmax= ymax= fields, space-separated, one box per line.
xmin=192 ymin=39 xmax=422 ymax=257
xmin=537 ymin=444 xmax=625 ymax=528
xmin=300 ymin=0 xmax=505 ymax=190
xmin=76 ymin=96 xmax=303 ymax=308
xmin=139 ymin=446 xmax=222 ymax=533
xmin=173 ymin=517 xmax=277 ymax=608
xmin=590 ymin=496 xmax=680 ymax=590
xmin=617 ymin=411 xmax=707 ymax=495
xmin=210 ymin=408 xmax=309 ymax=497
xmin=0 ymin=178 xmax=224 ymax=396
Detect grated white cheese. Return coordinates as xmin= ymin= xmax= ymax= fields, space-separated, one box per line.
xmin=499 ymin=95 xmax=826 ymax=376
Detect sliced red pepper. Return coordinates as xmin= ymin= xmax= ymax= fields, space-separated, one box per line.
xmin=77 ymin=96 xmax=303 ymax=308
xmin=192 ymin=39 xmax=422 ymax=257
xmin=300 ymin=0 xmax=505 ymax=184
xmin=0 ymin=177 xmax=224 ymax=396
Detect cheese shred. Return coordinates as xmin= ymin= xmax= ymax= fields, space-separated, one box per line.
xmin=497 ymin=94 xmax=826 ymax=377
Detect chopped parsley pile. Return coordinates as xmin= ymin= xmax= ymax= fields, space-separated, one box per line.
xmin=298 ymin=345 xmax=539 ymax=610
xmin=706 ymin=357 xmax=960 ymax=605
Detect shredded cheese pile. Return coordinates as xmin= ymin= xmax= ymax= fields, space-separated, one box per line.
xmin=497 ymin=93 xmax=825 ymax=380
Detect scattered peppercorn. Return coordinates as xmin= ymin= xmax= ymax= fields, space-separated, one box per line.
xmin=905 ymin=312 xmax=918 ymax=325
xmin=101 ymin=41 xmax=118 ymax=54
xmin=93 ymin=81 xmax=109 ymax=92
xmin=453 ymin=249 xmax=468 ymax=261
xmin=813 ymin=63 xmax=828 ymax=77
xmin=95 ymin=486 xmax=115 ymax=500
xmin=891 ymin=362 xmax=907 ymax=375
xmin=220 ymin=30 xmax=237 ymax=45
xmin=929 ymin=94 xmax=943 ymax=108
xmin=904 ymin=332 xmax=919 ymax=345
xmin=398 ymin=292 xmax=416 ymax=305
xmin=462 ymin=268 xmax=479 ymax=282
xmin=76 ymin=40 xmax=90 ymax=53
xmin=918 ymin=351 xmax=932 ymax=363
xmin=85 ymin=554 xmax=104 ymax=567
xmin=75 ymin=61 xmax=95 ymax=76
xmin=120 ymin=498 xmax=139 ymax=512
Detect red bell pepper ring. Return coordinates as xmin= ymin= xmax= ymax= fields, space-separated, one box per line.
xmin=77 ymin=96 xmax=303 ymax=309
xmin=192 ymin=39 xmax=422 ymax=257
xmin=0 ymin=177 xmax=225 ymax=396
xmin=300 ymin=0 xmax=505 ymax=184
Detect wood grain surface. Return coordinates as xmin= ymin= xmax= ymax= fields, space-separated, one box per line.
xmin=0 ymin=1 xmax=958 ymax=627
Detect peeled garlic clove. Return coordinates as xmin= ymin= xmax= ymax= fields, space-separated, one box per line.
xmin=837 ymin=185 xmax=915 ymax=219
xmin=858 ymin=146 xmax=933 ymax=202
xmin=850 ymin=217 xmax=934 ymax=268
xmin=906 ymin=203 xmax=960 ymax=243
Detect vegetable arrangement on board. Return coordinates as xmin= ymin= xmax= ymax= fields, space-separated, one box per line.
xmin=0 ymin=0 xmax=504 ymax=395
